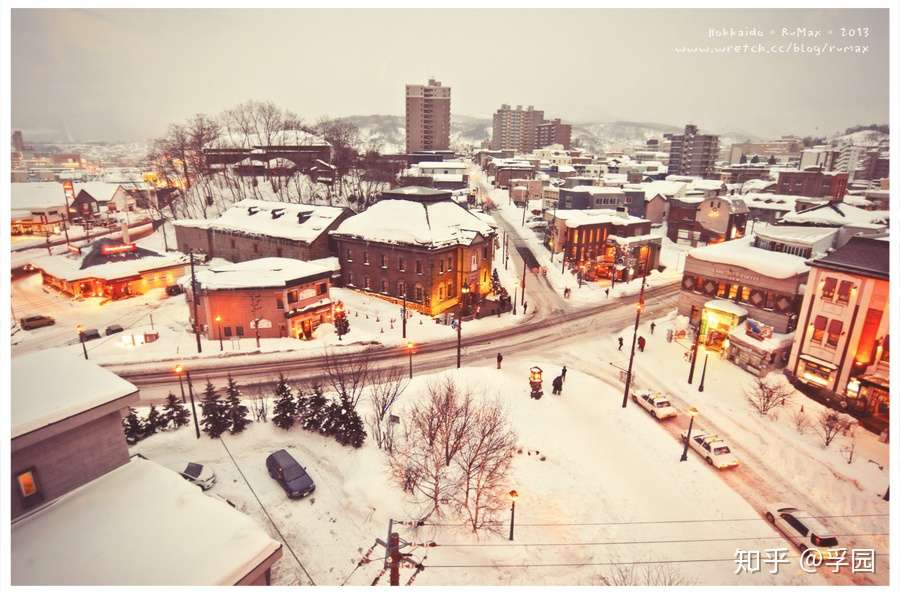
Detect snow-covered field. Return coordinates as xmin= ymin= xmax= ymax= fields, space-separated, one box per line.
xmin=133 ymin=362 xmax=831 ymax=586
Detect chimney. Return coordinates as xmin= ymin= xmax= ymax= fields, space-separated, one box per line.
xmin=122 ymin=221 xmax=130 ymax=244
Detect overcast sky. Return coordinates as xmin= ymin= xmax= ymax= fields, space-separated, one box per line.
xmin=11 ymin=8 xmax=889 ymax=142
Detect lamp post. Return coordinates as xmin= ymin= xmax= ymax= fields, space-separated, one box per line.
xmin=698 ymin=354 xmax=709 ymax=393
xmin=621 ymin=269 xmax=648 ymax=408
xmin=508 ymin=490 xmax=518 ymax=541
xmin=76 ymin=325 xmax=88 ymax=360
xmin=687 ymin=306 xmax=700 ymax=384
xmin=175 ymin=364 xmax=201 ymax=439
xmin=215 ymin=315 xmax=223 ymax=351
xmin=406 ymin=340 xmax=414 ymax=378
xmin=680 ymin=407 xmax=699 ymax=462
xmin=401 ymin=293 xmax=407 ymax=339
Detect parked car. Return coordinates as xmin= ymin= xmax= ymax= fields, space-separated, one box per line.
xmin=78 ymin=328 xmax=101 ymax=342
xmin=764 ymin=505 xmax=840 ymax=558
xmin=105 ymin=324 xmax=125 ymax=336
xmin=180 ymin=462 xmax=217 ymax=490
xmin=630 ymin=389 xmax=677 ymax=419
xmin=266 ymin=449 xmax=316 ymax=499
xmin=680 ymin=429 xmax=739 ymax=469
xmin=20 ymin=314 xmax=55 ymax=330
xmin=166 ymin=284 xmax=184 ymax=296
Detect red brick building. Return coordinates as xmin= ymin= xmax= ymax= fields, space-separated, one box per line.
xmin=188 ymin=257 xmax=337 ymax=340
xmin=776 ymin=168 xmax=848 ymax=200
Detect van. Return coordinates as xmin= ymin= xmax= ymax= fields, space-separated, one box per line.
xmin=265 ymin=449 xmax=316 ymax=499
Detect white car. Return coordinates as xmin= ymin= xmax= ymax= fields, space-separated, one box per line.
xmin=764 ymin=505 xmax=841 ymax=558
xmin=680 ymin=429 xmax=739 ymax=469
xmin=630 ymin=389 xmax=677 ymax=419
xmin=180 ymin=462 xmax=217 ymax=490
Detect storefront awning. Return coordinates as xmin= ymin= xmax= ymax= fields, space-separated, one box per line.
xmin=799 ymin=353 xmax=839 ymax=371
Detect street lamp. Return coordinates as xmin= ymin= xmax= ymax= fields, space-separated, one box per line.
xmin=76 ymin=324 xmax=88 ymax=360
xmin=215 ymin=315 xmax=223 ymax=351
xmin=508 ymin=490 xmax=518 ymax=541
xmin=406 ymin=340 xmax=414 ymax=378
xmin=174 ymin=364 xmax=201 ymax=439
xmin=680 ymin=407 xmax=699 ymax=462
xmin=698 ymin=354 xmax=709 ymax=393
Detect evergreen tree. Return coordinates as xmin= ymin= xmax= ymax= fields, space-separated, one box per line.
xmin=162 ymin=392 xmax=191 ymax=429
xmin=224 ymin=374 xmax=251 ymax=434
xmin=143 ymin=404 xmax=164 ymax=436
xmin=319 ymin=398 xmax=344 ymax=438
xmin=333 ymin=399 xmax=367 ymax=448
xmin=122 ymin=408 xmax=144 ymax=445
xmin=200 ymin=379 xmax=229 ymax=438
xmin=272 ymin=374 xmax=297 ymax=430
xmin=301 ymin=384 xmax=329 ymax=432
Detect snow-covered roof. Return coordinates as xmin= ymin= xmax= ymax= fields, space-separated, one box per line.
xmin=555 ymin=208 xmax=647 ymax=228
xmin=753 ymin=223 xmax=838 ymax=245
xmin=11 ymin=458 xmax=281 ymax=585
xmin=332 ymin=200 xmax=494 ymax=249
xmin=195 ymin=257 xmax=333 ymax=290
xmin=608 ymin=232 xmax=663 ymax=245
xmin=728 ymin=326 xmax=795 ymax=352
xmin=623 ymin=180 xmax=687 ymax=198
xmin=31 ymin=243 xmax=188 ymax=283
xmin=176 ymin=199 xmax=347 ymax=244
xmin=780 ymin=202 xmax=889 ymax=227
xmin=417 ymin=160 xmax=466 ymax=170
xmin=704 ymin=299 xmax=749 ymax=318
xmin=688 ymin=237 xmax=810 ymax=279
xmin=739 ymin=193 xmax=804 ymax=212
xmin=567 ymin=185 xmax=625 ymax=195
xmin=206 ymin=128 xmax=329 ymax=149
xmin=11 ymin=182 xmax=67 ymax=211
xmin=12 ymin=348 xmax=138 ymax=438
xmin=74 ymin=182 xmax=123 ymax=203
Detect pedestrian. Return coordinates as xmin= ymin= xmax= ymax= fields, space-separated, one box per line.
xmin=605 ymin=288 xmax=610 ymax=298
xmin=561 ymin=365 xmax=567 ymax=382
xmin=497 ymin=352 xmax=503 ymax=369
xmin=523 ymin=301 xmax=528 ymax=314
xmin=552 ymin=375 xmax=562 ymax=395
xmin=650 ymin=321 xmax=656 ymax=335
xmin=638 ymin=336 xmax=646 ymax=352
xmin=618 ymin=336 xmax=624 ymax=351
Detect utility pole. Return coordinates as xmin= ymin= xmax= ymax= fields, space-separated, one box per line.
xmin=521 ymin=262 xmax=527 ymax=306
xmin=521 ymin=198 xmax=528 ymax=226
xmin=698 ymin=354 xmax=709 ymax=392
xmin=687 ymin=307 xmax=700 ymax=384
xmin=456 ymin=312 xmax=462 ymax=369
xmin=504 ymin=236 xmax=509 ymax=271
xmin=622 ymin=269 xmax=648 ymax=408
xmin=189 ymin=251 xmax=202 ymax=353
xmin=401 ymin=293 xmax=407 ymax=339
xmin=375 ymin=519 xmax=419 ymax=587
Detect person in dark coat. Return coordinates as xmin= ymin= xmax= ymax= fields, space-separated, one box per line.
xmin=561 ymin=366 xmax=567 ymax=382
xmin=638 ymin=336 xmax=646 ymax=352
xmin=523 ymin=301 xmax=528 ymax=314
xmin=552 ymin=375 xmax=563 ymax=395
xmin=650 ymin=322 xmax=656 ymax=335
xmin=496 ymin=352 xmax=503 ymax=369
xmin=618 ymin=336 xmax=624 ymax=351
xmin=605 ymin=289 xmax=610 ymax=298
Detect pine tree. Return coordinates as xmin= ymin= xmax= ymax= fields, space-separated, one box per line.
xmin=301 ymin=384 xmax=328 ymax=432
xmin=162 ymin=392 xmax=191 ymax=429
xmin=143 ymin=404 xmax=164 ymax=436
xmin=272 ymin=374 xmax=297 ymax=430
xmin=224 ymin=374 xmax=251 ymax=434
xmin=319 ymin=398 xmax=345 ymax=438
xmin=200 ymin=380 xmax=229 ymax=438
xmin=122 ymin=408 xmax=144 ymax=445
xmin=333 ymin=399 xmax=367 ymax=448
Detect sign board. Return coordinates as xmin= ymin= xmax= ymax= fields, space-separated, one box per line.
xmin=250 ymin=319 xmax=272 ymax=329
xmin=299 ymin=288 xmax=316 ymax=300
xmin=100 ymin=243 xmax=137 ymax=256
xmin=745 ymin=318 xmax=773 ymax=340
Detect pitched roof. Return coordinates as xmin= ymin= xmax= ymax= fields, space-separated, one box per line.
xmin=194 ymin=257 xmax=333 ymax=290
xmin=807 ymin=235 xmax=889 ymax=280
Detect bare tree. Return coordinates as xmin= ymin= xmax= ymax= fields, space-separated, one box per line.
xmin=249 ymin=292 xmax=263 ymax=348
xmin=818 ymin=409 xmax=853 ymax=447
xmin=595 ymin=561 xmax=695 ymax=585
xmin=746 ymin=376 xmax=793 ymax=415
xmin=366 ymin=365 xmax=409 ymax=453
xmin=322 ymin=346 xmax=372 ymax=409
xmin=841 ymin=426 xmax=858 ymax=464
xmin=791 ymin=406 xmax=811 ymax=434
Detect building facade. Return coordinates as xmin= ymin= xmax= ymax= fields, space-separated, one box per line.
xmin=786 ymin=236 xmax=889 ymax=432
xmin=776 ymin=168 xmax=848 ymax=200
xmin=667 ymin=124 xmax=720 ymax=178
xmin=405 ymin=79 xmax=451 ymax=153
xmin=490 ymin=104 xmax=545 ymax=153
xmin=536 ymin=118 xmax=572 ymax=149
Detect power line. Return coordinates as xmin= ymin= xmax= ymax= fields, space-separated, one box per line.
xmin=395 ymin=513 xmax=890 ymax=529
xmin=339 ymin=542 xmax=379 ymax=586
xmin=218 ymin=437 xmax=316 ymax=586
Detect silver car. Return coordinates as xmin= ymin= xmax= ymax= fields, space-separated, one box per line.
xmin=765 ymin=504 xmax=840 ymax=558
xmin=180 ymin=462 xmax=217 ymax=490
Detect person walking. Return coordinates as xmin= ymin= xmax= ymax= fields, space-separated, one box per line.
xmin=561 ymin=366 xmax=567 ymax=382
xmin=552 ymin=375 xmax=562 ymax=395
xmin=523 ymin=301 xmax=528 ymax=314
xmin=618 ymin=336 xmax=624 ymax=351
xmin=650 ymin=321 xmax=656 ymax=335
xmin=638 ymin=336 xmax=646 ymax=352
xmin=605 ymin=288 xmax=610 ymax=298
xmin=496 ymin=352 xmax=503 ymax=369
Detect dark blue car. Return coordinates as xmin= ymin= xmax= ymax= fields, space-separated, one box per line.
xmin=266 ymin=449 xmax=316 ymax=499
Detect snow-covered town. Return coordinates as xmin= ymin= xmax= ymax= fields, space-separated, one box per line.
xmin=4 ymin=5 xmax=896 ymax=595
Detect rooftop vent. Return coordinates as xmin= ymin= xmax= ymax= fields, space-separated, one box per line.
xmin=247 ymin=206 xmax=259 ymax=215
xmin=297 ymin=210 xmax=313 ymax=224
xmin=271 ymin=208 xmax=285 ymax=219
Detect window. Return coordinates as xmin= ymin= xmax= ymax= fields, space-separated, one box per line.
xmin=346 ymin=248 xmax=353 ymax=261
xmin=347 ymin=272 xmax=354 ymax=286
xmin=363 ymin=250 xmax=369 ymax=265
xmin=398 ymin=280 xmax=406 ymax=297
xmin=318 ymin=283 xmax=328 ymax=295
xmin=447 ymin=282 xmax=455 ymax=298
xmin=253 ymin=243 xmax=259 ymax=253
xmin=276 ymin=247 xmax=283 ymax=257
xmin=740 ymin=286 xmax=751 ymax=303
xmin=276 ymin=298 xmax=284 ymax=309
xmin=765 ymin=291 xmax=776 ymax=310
xmin=448 ymin=256 xmax=454 ymax=271
xmin=836 ymin=280 xmax=853 ymax=304
xmin=364 ymin=275 xmax=371 ymax=289
xmin=822 ymin=277 xmax=837 ymax=300
xmin=416 ymin=260 xmax=423 ymax=275
xmin=811 ymin=315 xmax=827 ymax=344
xmin=286 ymin=290 xmax=299 ymax=303
xmin=381 ymin=280 xmax=388 ymax=293
xmin=236 ymin=326 xmax=245 ymax=337
xmin=224 ymin=326 xmax=233 ymax=337
xmin=826 ymin=319 xmax=843 ymax=348
xmin=470 ymin=254 xmax=478 ymax=271
xmin=438 ymin=285 xmax=444 ymax=300
xmin=716 ymin=282 xmax=727 ymax=298
xmin=230 ymin=239 xmax=236 ymax=249
xmin=398 ymin=257 xmax=406 ymax=272
xmin=781 ymin=514 xmax=809 ymax=537
xmin=482 ymin=245 xmax=489 ymax=259
xmin=16 ymin=468 xmax=42 ymax=509
xmin=381 ymin=254 xmax=387 ymax=268
xmin=439 ymin=259 xmax=444 ymax=274
xmin=415 ymin=285 xmax=424 ymax=302
xmin=727 ymin=284 xmax=738 ymax=300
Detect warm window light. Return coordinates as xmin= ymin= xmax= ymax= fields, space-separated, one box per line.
xmin=174 ymin=364 xmax=184 ymax=374
xmin=215 ymin=315 xmax=222 ymax=323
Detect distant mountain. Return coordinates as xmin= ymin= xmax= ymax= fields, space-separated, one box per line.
xmin=829 ymin=129 xmax=888 ymax=147
xmin=342 ymin=114 xmax=490 ymax=153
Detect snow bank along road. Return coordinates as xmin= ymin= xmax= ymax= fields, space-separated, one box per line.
xmin=111 ymin=282 xmax=681 ymax=403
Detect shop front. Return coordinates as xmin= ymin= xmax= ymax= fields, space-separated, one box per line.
xmin=726 ymin=318 xmax=794 ymax=376
xmin=699 ymin=299 xmax=747 ymax=351
xmin=286 ymin=300 xmax=333 ymax=340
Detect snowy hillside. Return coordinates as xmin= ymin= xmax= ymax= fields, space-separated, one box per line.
xmin=829 ymin=129 xmax=888 ymax=147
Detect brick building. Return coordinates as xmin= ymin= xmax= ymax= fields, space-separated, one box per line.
xmin=174 ymin=199 xmax=351 ymax=262
xmin=188 ymin=257 xmax=336 ymax=341
xmin=203 ymin=129 xmax=332 ymax=179
xmin=667 ymin=124 xmax=719 ymax=178
xmin=491 ymin=104 xmax=572 ymax=153
xmin=331 ymin=187 xmax=496 ymax=316
xmin=405 ymin=79 xmax=451 ymax=153
xmin=536 ymin=118 xmax=572 ymax=149
xmin=776 ymin=168 xmax=848 ymax=200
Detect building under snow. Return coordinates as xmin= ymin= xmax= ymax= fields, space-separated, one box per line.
xmin=11 ymin=348 xmax=283 ymax=584
xmin=330 ymin=186 xmax=497 ymax=316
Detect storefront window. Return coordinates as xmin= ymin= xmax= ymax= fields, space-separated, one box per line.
xmin=716 ymin=282 xmax=727 ymax=297
xmin=740 ymin=286 xmax=751 ymax=303
xmin=821 ymin=277 xmax=836 ymax=300
xmin=728 ymin=284 xmax=738 ymax=300
xmin=765 ymin=291 xmax=776 ymax=310
xmin=826 ymin=319 xmax=843 ymax=348
xmin=836 ymin=280 xmax=853 ymax=304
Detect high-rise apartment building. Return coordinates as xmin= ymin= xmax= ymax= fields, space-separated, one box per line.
xmin=536 ymin=118 xmax=572 ymax=150
xmin=490 ymin=104 xmax=545 ymax=152
xmin=405 ymin=79 xmax=451 ymax=153
xmin=667 ymin=124 xmax=720 ymax=178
